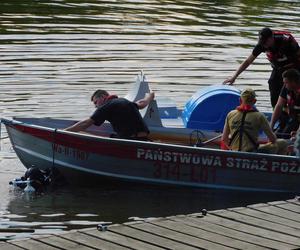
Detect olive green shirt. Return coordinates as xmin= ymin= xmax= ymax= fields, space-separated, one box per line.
xmin=225 ymin=110 xmax=273 ymax=152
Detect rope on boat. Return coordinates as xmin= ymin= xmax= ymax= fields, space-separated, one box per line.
xmin=201 ymin=134 xmax=223 ymax=145
xmin=52 ymin=128 xmax=57 ymax=169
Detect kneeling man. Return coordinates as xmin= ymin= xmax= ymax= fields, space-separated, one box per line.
xmin=65 ymin=89 xmax=154 ymax=140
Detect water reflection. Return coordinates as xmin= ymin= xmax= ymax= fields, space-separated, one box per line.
xmin=1 ymin=0 xmax=300 ymax=240
xmin=4 ymin=182 xmax=294 ymax=234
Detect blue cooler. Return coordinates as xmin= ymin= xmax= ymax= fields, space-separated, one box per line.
xmin=182 ymin=85 xmax=241 ymax=131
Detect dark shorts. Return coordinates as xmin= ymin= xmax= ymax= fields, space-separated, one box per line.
xmin=268 ymin=69 xmax=284 ymax=108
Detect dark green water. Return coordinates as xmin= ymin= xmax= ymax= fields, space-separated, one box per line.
xmin=1 ymin=0 xmax=300 ymax=240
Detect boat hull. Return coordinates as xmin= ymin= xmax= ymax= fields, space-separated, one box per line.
xmin=3 ymin=118 xmax=300 ymax=192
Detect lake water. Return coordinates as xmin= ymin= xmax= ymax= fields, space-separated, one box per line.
xmin=1 ymin=0 xmax=300 ymax=240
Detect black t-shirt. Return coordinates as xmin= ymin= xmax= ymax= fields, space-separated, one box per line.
xmin=90 ymin=97 xmax=149 ymax=137
xmin=252 ymin=31 xmax=299 ymax=69
xmin=280 ymin=86 xmax=300 ymax=117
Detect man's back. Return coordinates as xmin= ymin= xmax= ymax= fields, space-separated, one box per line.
xmin=91 ymin=97 xmax=149 ymax=138
xmin=226 ymin=110 xmax=271 ymax=152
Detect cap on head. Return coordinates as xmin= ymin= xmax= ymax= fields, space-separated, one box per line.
xmin=258 ymin=27 xmax=273 ymax=45
xmin=241 ymin=88 xmax=256 ymax=103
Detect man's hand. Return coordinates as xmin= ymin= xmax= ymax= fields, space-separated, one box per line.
xmin=136 ymin=92 xmax=155 ymax=109
xmin=146 ymin=92 xmax=155 ymax=100
xmin=223 ymin=76 xmax=236 ymax=85
xmin=290 ymin=130 xmax=297 ymax=141
xmin=64 ymin=118 xmax=94 ymax=132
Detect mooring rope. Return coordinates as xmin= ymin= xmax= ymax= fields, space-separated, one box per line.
xmin=52 ymin=128 xmax=57 ymax=169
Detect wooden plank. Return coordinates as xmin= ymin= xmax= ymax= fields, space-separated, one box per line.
xmin=209 ymin=211 xmax=300 ymax=247
xmin=200 ymin=213 xmax=298 ymax=248
xmin=83 ymin=227 xmax=170 ymax=250
xmin=109 ymin=222 xmax=176 ymax=249
xmin=170 ymin=215 xmax=291 ymax=250
xmin=60 ymin=231 xmax=130 ymax=250
xmin=150 ymin=218 xmax=263 ymax=250
xmin=249 ymin=203 xmax=300 ymax=223
xmin=9 ymin=238 xmax=60 ymax=250
xmin=0 ymin=242 xmax=24 ymax=250
xmin=37 ymin=235 xmax=93 ymax=250
xmin=275 ymin=202 xmax=300 ymax=213
xmin=129 ymin=220 xmax=233 ymax=250
xmin=267 ymin=201 xmax=289 ymax=206
xmin=108 ymin=222 xmax=190 ymax=250
xmin=286 ymin=199 xmax=300 ymax=206
xmin=229 ymin=207 xmax=300 ymax=231
xmin=3 ymin=199 xmax=300 ymax=250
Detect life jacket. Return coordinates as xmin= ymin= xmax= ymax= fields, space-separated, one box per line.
xmin=266 ymin=31 xmax=298 ymax=69
xmin=220 ymin=140 xmax=229 ymax=150
xmin=103 ymin=95 xmax=118 ymax=102
xmin=286 ymin=90 xmax=300 ymax=118
xmin=228 ymin=105 xmax=259 ymax=151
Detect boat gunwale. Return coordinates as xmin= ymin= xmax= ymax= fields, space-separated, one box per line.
xmin=1 ymin=117 xmax=298 ymax=161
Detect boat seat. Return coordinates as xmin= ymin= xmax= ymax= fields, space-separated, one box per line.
xmin=124 ymin=71 xmax=150 ymax=102
xmin=125 ymin=71 xmax=180 ymax=119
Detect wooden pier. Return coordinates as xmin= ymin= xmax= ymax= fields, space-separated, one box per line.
xmin=1 ymin=198 xmax=300 ymax=250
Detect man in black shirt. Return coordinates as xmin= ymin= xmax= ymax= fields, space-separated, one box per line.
xmin=224 ymin=27 xmax=300 ymax=108
xmin=65 ymin=89 xmax=155 ymax=140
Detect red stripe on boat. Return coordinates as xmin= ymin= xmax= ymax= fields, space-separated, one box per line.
xmin=12 ymin=124 xmax=137 ymax=159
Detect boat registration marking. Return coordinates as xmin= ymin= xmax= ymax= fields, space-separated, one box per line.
xmin=52 ymin=144 xmax=89 ymax=161
xmin=153 ymin=162 xmax=216 ymax=183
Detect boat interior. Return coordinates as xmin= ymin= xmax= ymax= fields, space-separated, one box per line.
xmin=9 ymin=72 xmax=278 ymax=150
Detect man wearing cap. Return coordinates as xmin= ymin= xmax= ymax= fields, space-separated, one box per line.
xmin=222 ymin=88 xmax=287 ymax=154
xmin=224 ymin=27 xmax=300 ymax=108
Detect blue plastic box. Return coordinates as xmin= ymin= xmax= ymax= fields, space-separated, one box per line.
xmin=182 ymin=85 xmax=241 ymax=131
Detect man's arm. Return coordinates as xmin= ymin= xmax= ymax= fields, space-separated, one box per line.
xmin=265 ymin=129 xmax=277 ymax=144
xmin=257 ymin=112 xmax=277 ymax=144
xmin=259 ymin=114 xmax=277 ymax=144
xmin=64 ymin=118 xmax=94 ymax=132
xmin=223 ymin=54 xmax=256 ymax=85
xmin=135 ymin=92 xmax=155 ymax=109
xmin=221 ymin=118 xmax=230 ymax=148
xmin=270 ymin=96 xmax=286 ymax=129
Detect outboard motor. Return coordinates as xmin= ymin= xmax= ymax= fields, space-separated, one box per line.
xmin=9 ymin=166 xmax=66 ymax=193
xmin=25 ymin=167 xmax=49 ymax=192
